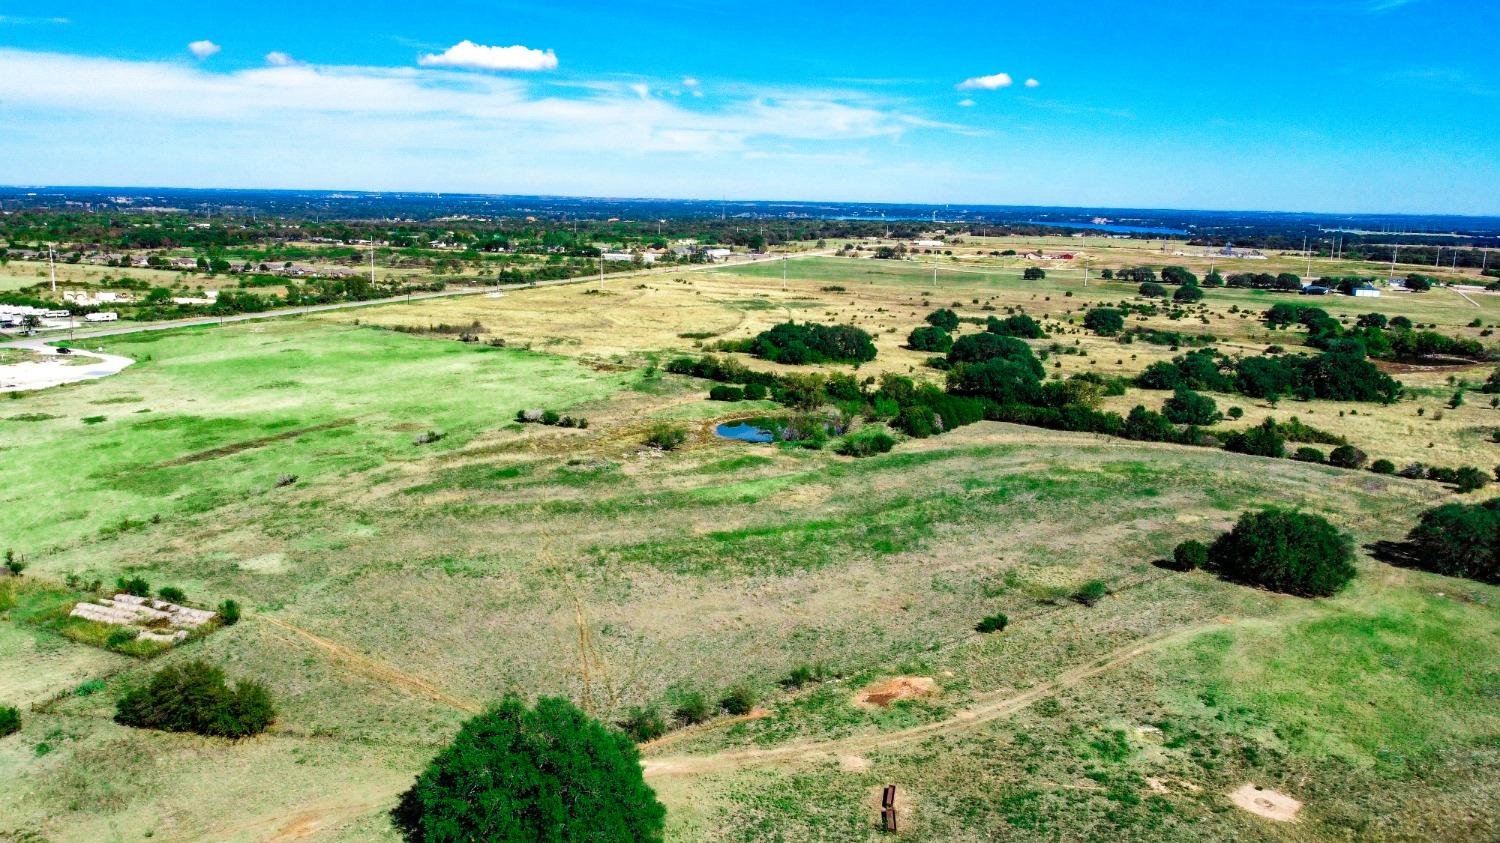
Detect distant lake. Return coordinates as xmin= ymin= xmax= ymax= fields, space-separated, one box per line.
xmin=1026 ymin=220 xmax=1188 ymax=235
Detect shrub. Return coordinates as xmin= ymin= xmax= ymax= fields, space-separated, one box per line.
xmin=1072 ymin=580 xmax=1108 ymax=606
xmin=413 ymin=430 xmax=446 ymax=445
xmin=1084 ymin=308 xmax=1125 ymax=336
xmin=116 ymin=576 xmax=150 ymax=597
xmin=1400 ymin=499 xmax=1499 ymax=583
xmin=1223 ymin=418 xmax=1285 ymax=458
xmin=1328 ymin=445 xmax=1368 ymax=469
xmin=218 ymin=599 xmax=241 ymax=625
xmin=893 ymin=405 xmax=938 ymax=438
xmin=114 ymin=660 xmax=275 ymax=738
xmin=835 ymin=426 xmax=896 ymax=457
xmin=720 ymin=685 xmax=757 ymax=716
xmin=781 ymin=663 xmax=829 ymax=689
xmin=673 ymin=691 xmax=712 ymax=726
xmin=708 ymin=384 xmax=744 ymax=401
xmin=1293 ymin=446 xmax=1325 ymax=463
xmin=158 ymin=586 xmax=186 ymax=604
xmin=1171 ymin=540 xmax=1209 ymax=571
xmin=1023 ymin=266 xmax=1046 ymax=280
xmin=987 ymin=314 xmax=1046 ymax=339
xmin=907 ymin=325 xmax=953 ymax=353
xmin=925 ymin=308 xmax=960 ymax=331
xmin=1139 ymin=281 xmax=1168 ymax=298
xmin=1454 ymin=466 xmax=1490 ymax=493
xmin=1370 ymin=458 xmax=1396 ymax=474
xmin=0 ymin=705 xmax=18 ymax=738
xmin=1227 ymin=406 xmax=1244 ymax=420
xmin=975 ymin=613 xmax=1008 ymax=633
xmin=540 ymin=410 xmax=561 ymax=425
xmin=644 ymin=423 xmax=688 ymax=451
xmin=394 ymin=696 xmax=664 ymax=842
xmin=748 ymin=321 xmax=877 ymax=365
xmin=742 ymin=382 xmax=768 ymax=401
xmin=619 ymin=705 xmax=668 ymax=742
xmin=1208 ymin=509 xmax=1355 ymax=597
xmin=1162 ymin=388 xmax=1221 ymax=426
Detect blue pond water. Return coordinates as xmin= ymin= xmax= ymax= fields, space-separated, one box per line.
xmin=715 ymin=422 xmax=775 ymax=443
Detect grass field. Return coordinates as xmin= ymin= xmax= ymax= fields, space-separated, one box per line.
xmin=0 ymin=249 xmax=1496 ymax=841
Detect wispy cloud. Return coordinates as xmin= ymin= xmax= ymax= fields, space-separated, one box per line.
xmin=1363 ymin=0 xmax=1421 ymax=11
xmin=188 ymin=40 xmax=221 ymax=60
xmin=417 ymin=40 xmax=558 ymax=72
xmin=1024 ymin=78 xmax=1040 ymax=88
xmin=0 ymin=48 xmax=961 ymax=159
xmin=0 ymin=15 xmax=69 ymax=25
xmin=957 ymin=72 xmax=1012 ymax=91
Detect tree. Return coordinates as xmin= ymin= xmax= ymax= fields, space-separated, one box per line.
xmin=1162 ymin=266 xmax=1198 ymax=286
xmin=1173 ymin=284 xmax=1204 ymax=303
xmin=393 ymin=696 xmax=665 ymax=843
xmin=114 ymin=660 xmax=275 ymax=738
xmin=1023 ymin=266 xmax=1046 ymax=280
xmin=1400 ymin=499 xmax=1498 ymax=584
xmin=0 ymin=705 xmax=18 ymax=738
xmin=907 ymin=325 xmax=953 ymax=353
xmin=1138 ymin=281 xmax=1168 ymax=298
xmin=1083 ymin=308 xmax=1125 ymax=336
xmin=948 ymin=333 xmax=1042 ymax=376
xmin=987 ymin=314 xmax=1045 ymax=339
xmin=1224 ymin=418 xmax=1285 ymax=458
xmin=925 ymin=308 xmax=960 ymax=331
xmin=1404 ymin=274 xmax=1433 ymax=292
xmin=1328 ymin=445 xmax=1368 ymax=469
xmin=1162 ymin=388 xmax=1221 ymax=425
xmin=1209 ymin=509 xmax=1356 ymax=597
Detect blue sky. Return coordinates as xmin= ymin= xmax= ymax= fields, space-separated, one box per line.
xmin=0 ymin=0 xmax=1496 ymax=213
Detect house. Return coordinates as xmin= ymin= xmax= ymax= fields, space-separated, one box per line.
xmin=703 ymin=248 xmax=733 ymax=261
xmin=911 ymin=239 xmax=943 ymax=247
xmin=1348 ymin=283 xmax=1380 ymax=298
xmin=169 ymin=257 xmax=199 ymax=270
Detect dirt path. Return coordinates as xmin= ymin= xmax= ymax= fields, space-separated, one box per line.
xmin=259 ymin=615 xmax=482 ymax=714
xmin=642 ymin=620 xmax=1224 ymax=778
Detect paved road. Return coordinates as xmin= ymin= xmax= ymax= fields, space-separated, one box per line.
xmin=1 ymin=249 xmax=830 ymax=349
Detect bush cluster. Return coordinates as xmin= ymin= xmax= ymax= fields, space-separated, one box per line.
xmin=1400 ymin=499 xmax=1499 ymax=584
xmin=1207 ymin=509 xmax=1355 ymax=597
xmin=114 ymin=660 xmax=275 ymax=738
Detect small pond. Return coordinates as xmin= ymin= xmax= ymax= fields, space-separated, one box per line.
xmin=715 ymin=421 xmax=775 ymax=443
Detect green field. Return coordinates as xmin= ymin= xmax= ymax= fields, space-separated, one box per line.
xmin=1 ymin=263 xmax=1497 ymax=841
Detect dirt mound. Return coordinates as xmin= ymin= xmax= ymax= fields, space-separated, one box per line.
xmin=856 ymin=676 xmax=938 ymax=707
xmin=1228 ymin=783 xmax=1302 ymax=822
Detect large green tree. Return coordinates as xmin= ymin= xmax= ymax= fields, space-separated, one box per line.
xmin=393 ymin=696 xmax=665 ymax=842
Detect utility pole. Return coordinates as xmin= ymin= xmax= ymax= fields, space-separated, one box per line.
xmin=48 ymin=244 xmax=57 ymax=294
xmin=1389 ymin=244 xmax=1400 ymax=280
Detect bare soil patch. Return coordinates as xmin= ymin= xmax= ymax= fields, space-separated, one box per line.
xmin=855 ymin=676 xmax=938 ymax=708
xmin=1228 ymin=782 xmax=1302 ymax=822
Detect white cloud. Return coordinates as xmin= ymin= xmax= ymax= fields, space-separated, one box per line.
xmin=957 ymin=72 xmax=1011 ymax=91
xmin=265 ymin=51 xmax=297 ymax=67
xmin=958 ymin=98 xmax=976 ymax=107
xmin=188 ymin=40 xmax=220 ymax=60
xmin=682 ymin=77 xmax=699 ymax=88
xmin=0 ymin=48 xmax=948 ymax=162
xmin=0 ymin=15 xmax=69 ymax=24
xmin=1024 ymin=78 xmax=1040 ymax=88
xmin=417 ymin=40 xmax=557 ymax=72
